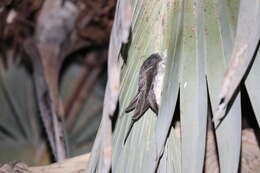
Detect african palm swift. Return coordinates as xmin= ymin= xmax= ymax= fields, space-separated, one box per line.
xmin=124 ymin=53 xmax=163 ymax=144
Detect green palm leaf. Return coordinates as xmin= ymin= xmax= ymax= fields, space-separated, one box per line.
xmin=88 ymin=0 xmax=260 ymax=172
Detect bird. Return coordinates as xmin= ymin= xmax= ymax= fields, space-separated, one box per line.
xmin=124 ymin=53 xmax=162 ymax=144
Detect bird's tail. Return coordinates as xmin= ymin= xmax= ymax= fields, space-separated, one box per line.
xmin=124 ymin=120 xmax=135 ymax=144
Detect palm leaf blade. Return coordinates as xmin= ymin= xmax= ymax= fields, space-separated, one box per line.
xmin=245 ymin=49 xmax=260 ymax=126
xmin=179 ymin=0 xmax=208 ymax=172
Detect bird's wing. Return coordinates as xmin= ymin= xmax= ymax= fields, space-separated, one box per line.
xmin=125 ymin=92 xmax=140 ymax=113
xmin=148 ymin=87 xmax=158 ymax=115
xmin=132 ymin=90 xmax=149 ymax=120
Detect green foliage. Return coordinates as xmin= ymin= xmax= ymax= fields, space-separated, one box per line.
xmin=0 ymin=61 xmax=104 ymax=165
xmin=111 ymin=0 xmax=260 ymax=172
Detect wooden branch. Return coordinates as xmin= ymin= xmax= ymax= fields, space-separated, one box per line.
xmin=30 ymin=153 xmax=90 ymax=173
xmin=0 ymin=153 xmax=90 ymax=173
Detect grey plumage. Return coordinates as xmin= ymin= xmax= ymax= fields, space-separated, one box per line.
xmin=124 ymin=53 xmax=162 ymax=144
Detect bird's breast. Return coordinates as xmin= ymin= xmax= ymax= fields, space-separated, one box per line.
xmin=153 ymin=61 xmax=166 ymax=106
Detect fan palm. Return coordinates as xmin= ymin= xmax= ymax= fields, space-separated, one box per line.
xmin=87 ymin=0 xmax=260 ymax=172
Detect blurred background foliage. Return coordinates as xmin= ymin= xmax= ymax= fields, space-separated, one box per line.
xmin=0 ymin=0 xmax=113 ymax=165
